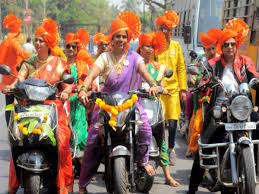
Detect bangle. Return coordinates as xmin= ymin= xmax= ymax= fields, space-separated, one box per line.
xmin=149 ymin=80 xmax=157 ymax=87
xmin=62 ymin=90 xmax=70 ymax=95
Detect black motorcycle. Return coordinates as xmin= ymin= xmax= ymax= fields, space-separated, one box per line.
xmin=87 ymin=89 xmax=163 ymax=194
xmin=0 ymin=65 xmax=74 ymax=193
xmin=195 ymin=75 xmax=259 ymax=194
xmin=135 ymin=69 xmax=173 ymax=192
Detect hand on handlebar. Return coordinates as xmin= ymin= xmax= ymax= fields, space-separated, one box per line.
xmin=60 ymin=91 xmax=69 ymax=102
xmin=149 ymin=86 xmax=159 ymax=97
xmin=79 ymin=90 xmax=89 ymax=106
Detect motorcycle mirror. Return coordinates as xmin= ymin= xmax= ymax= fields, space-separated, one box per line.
xmin=164 ymin=69 xmax=173 ymax=78
xmin=62 ymin=74 xmax=74 ymax=84
xmin=189 ymin=50 xmax=198 ymax=61
xmin=249 ymin=78 xmax=259 ymax=88
xmin=0 ymin=65 xmax=11 ymax=75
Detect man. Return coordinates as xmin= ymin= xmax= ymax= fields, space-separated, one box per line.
xmin=188 ymin=19 xmax=258 ymax=194
xmin=0 ymin=14 xmax=31 ymax=124
xmin=93 ymin=32 xmax=109 ymax=59
xmin=155 ymin=10 xmax=187 ymax=165
xmin=182 ymin=28 xmax=222 ymax=157
xmin=22 ymin=37 xmax=36 ymax=53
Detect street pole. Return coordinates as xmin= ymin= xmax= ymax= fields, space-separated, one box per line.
xmin=143 ymin=2 xmax=145 ymax=32
xmin=42 ymin=0 xmax=47 ymax=18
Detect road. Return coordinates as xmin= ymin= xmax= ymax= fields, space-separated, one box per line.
xmin=0 ymin=93 xmax=256 ymax=194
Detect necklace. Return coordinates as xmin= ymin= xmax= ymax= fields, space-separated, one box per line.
xmin=110 ymin=52 xmax=126 ymax=78
xmin=36 ymin=56 xmax=48 ymax=64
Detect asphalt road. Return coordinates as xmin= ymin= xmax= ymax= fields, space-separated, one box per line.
xmin=0 ymin=93 xmax=256 ymax=194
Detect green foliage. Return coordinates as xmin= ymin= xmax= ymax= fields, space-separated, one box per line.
xmin=27 ymin=118 xmax=38 ymax=133
xmin=42 ymin=123 xmax=56 ymax=146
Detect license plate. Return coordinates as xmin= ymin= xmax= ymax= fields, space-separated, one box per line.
xmin=225 ymin=122 xmax=256 ymax=131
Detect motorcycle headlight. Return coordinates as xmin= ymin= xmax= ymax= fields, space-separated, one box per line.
xmin=213 ymin=106 xmax=222 ymax=119
xmin=230 ymin=95 xmax=252 ymax=121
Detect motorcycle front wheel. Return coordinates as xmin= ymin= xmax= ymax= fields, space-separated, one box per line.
xmin=24 ymin=174 xmax=41 ymax=194
xmin=136 ymin=160 xmax=155 ymax=193
xmin=113 ymin=157 xmax=128 ymax=194
xmin=237 ymin=146 xmax=256 ymax=194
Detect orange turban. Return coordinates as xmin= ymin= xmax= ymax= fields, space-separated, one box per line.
xmin=137 ymin=31 xmax=167 ymax=55
xmin=200 ymin=28 xmax=222 ymax=47
xmin=35 ymin=18 xmax=59 ymax=48
xmin=219 ymin=29 xmax=238 ymax=48
xmin=156 ymin=10 xmax=179 ymax=29
xmin=76 ymin=49 xmax=93 ymax=67
xmin=109 ymin=11 xmax=141 ymax=42
xmin=3 ymin=14 xmax=21 ymax=34
xmin=225 ymin=18 xmax=249 ymax=47
xmin=93 ymin=33 xmax=109 ymax=46
xmin=65 ymin=28 xmax=90 ymax=49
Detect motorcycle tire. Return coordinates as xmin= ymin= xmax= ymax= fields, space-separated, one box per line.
xmin=24 ymin=174 xmax=41 ymax=194
xmin=136 ymin=160 xmax=155 ymax=193
xmin=113 ymin=157 xmax=128 ymax=194
xmin=237 ymin=146 xmax=256 ymax=194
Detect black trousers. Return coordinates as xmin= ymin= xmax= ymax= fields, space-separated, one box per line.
xmin=188 ymin=152 xmax=204 ymax=193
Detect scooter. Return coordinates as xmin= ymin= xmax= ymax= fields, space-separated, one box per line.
xmin=0 ymin=65 xmax=74 ymax=193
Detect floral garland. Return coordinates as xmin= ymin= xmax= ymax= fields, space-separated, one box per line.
xmin=95 ymin=94 xmax=138 ymax=127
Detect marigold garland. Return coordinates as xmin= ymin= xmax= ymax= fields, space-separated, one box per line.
xmin=95 ymin=94 xmax=138 ymax=127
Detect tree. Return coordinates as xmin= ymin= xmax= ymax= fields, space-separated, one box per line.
xmin=144 ymin=0 xmax=175 ymax=10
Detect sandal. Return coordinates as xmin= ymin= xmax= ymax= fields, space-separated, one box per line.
xmin=79 ymin=188 xmax=88 ymax=194
xmin=166 ymin=177 xmax=180 ymax=187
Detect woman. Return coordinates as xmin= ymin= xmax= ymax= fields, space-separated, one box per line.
xmin=0 ymin=14 xmax=31 ymax=124
xmin=78 ymin=11 xmax=159 ymax=193
xmin=5 ymin=18 xmax=73 ymax=194
xmin=137 ymin=31 xmax=180 ymax=187
xmin=65 ymin=29 xmax=93 ymax=154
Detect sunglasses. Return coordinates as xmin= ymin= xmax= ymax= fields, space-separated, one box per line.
xmin=223 ymin=42 xmax=236 ymax=48
xmin=34 ymin=38 xmax=45 ymax=43
xmin=66 ymin=44 xmax=77 ymax=50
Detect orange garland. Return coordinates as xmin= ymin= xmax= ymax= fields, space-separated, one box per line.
xmin=95 ymin=94 xmax=138 ymax=127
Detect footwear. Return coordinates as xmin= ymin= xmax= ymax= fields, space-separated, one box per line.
xmin=168 ymin=148 xmax=176 ymax=166
xmin=79 ymin=188 xmax=88 ymax=194
xmin=179 ymin=123 xmax=187 ymax=136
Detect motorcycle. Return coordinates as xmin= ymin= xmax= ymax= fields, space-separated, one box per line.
xmin=87 ymin=85 xmax=169 ymax=194
xmin=135 ymin=69 xmax=173 ymax=192
xmin=196 ymin=74 xmax=259 ymax=194
xmin=0 ymin=65 xmax=74 ymax=193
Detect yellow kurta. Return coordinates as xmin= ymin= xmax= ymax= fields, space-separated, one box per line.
xmin=156 ymin=40 xmax=187 ymax=120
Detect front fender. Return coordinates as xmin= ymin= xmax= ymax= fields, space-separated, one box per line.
xmin=109 ymin=145 xmax=131 ymax=157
